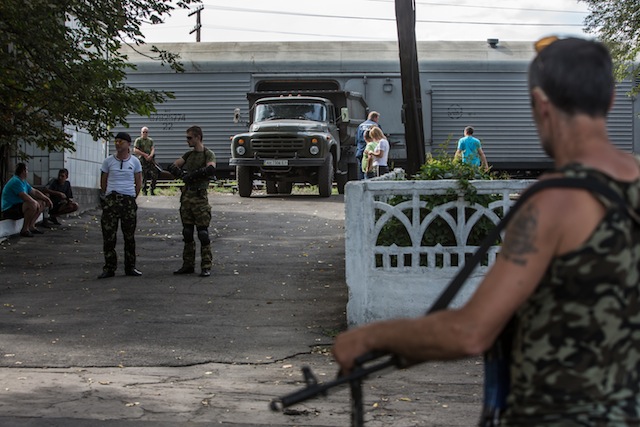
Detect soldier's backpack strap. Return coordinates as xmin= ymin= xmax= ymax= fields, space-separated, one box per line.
xmin=427 ymin=176 xmax=632 ymax=314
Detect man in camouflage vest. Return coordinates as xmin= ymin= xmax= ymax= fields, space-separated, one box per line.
xmin=98 ymin=132 xmax=143 ymax=279
xmin=168 ymin=125 xmax=216 ymax=278
xmin=332 ymin=38 xmax=640 ymax=425
xmin=133 ymin=126 xmax=158 ymax=196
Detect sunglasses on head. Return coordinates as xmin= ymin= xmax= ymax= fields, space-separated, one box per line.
xmin=534 ymin=35 xmax=561 ymax=53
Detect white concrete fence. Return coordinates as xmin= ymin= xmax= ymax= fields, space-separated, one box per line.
xmin=344 ymin=170 xmax=535 ymax=326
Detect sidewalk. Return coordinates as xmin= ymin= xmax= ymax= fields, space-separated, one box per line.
xmin=0 ymin=192 xmax=482 ymax=426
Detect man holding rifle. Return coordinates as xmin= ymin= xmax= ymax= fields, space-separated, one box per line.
xmin=333 ymin=37 xmax=640 ymax=425
xmin=134 ymin=126 xmax=159 ymax=196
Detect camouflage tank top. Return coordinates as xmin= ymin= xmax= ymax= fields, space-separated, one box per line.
xmin=501 ymin=162 xmax=640 ymax=426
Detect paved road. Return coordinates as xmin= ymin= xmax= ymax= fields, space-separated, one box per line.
xmin=0 ymin=191 xmax=481 ymax=426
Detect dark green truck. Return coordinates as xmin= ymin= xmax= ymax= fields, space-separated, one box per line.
xmin=230 ymin=88 xmax=368 ymax=197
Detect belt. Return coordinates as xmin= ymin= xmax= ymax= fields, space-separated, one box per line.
xmin=107 ymin=192 xmax=135 ymax=200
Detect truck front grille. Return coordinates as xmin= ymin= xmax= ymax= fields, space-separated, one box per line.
xmin=252 ymin=137 xmax=304 ymax=156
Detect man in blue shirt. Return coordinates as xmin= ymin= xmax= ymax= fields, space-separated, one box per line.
xmin=455 ymin=126 xmax=489 ymax=170
xmin=355 ymin=111 xmax=382 ymax=180
xmin=1 ymin=163 xmax=52 ymax=237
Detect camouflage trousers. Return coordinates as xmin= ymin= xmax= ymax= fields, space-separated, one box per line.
xmin=101 ymin=194 xmax=138 ymax=272
xmin=179 ymin=189 xmax=212 ymax=269
xmin=141 ymin=159 xmax=158 ymax=194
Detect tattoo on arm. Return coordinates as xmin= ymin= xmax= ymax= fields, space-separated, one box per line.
xmin=501 ymin=204 xmax=539 ymax=266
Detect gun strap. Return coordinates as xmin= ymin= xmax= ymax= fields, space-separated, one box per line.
xmin=427 ymin=176 xmax=631 ymax=314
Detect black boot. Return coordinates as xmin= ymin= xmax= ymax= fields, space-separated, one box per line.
xmin=173 ymin=266 xmax=195 ymax=275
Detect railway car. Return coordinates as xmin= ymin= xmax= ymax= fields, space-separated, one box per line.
xmin=116 ymin=40 xmax=639 ymax=177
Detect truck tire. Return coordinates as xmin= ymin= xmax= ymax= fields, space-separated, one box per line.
xmin=237 ymin=166 xmax=253 ymax=197
xmin=266 ymin=180 xmax=278 ymax=194
xmin=318 ymin=153 xmax=334 ymax=197
xmin=277 ymin=181 xmax=293 ymax=194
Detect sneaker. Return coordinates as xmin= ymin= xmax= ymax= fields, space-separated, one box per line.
xmin=125 ymin=268 xmax=143 ymax=277
xmin=200 ymin=268 xmax=211 ymax=277
xmin=49 ymin=216 xmax=61 ymax=225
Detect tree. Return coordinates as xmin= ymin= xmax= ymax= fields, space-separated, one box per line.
xmin=580 ymin=0 xmax=640 ymax=95
xmin=0 ymin=0 xmax=199 ymax=169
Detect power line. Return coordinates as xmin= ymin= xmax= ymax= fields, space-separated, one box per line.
xmin=370 ymin=0 xmax=588 ymax=15
xmin=203 ymin=4 xmax=584 ymax=27
xmin=202 ymin=25 xmax=387 ymax=41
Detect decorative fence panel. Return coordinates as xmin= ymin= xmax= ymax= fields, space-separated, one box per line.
xmin=344 ymin=171 xmax=535 ymax=326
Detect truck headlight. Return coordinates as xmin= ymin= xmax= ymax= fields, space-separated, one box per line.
xmin=309 ymin=145 xmax=320 ymax=155
xmin=236 ymin=146 xmax=246 ymax=155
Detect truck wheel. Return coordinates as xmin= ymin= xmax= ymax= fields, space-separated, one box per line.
xmin=318 ymin=153 xmax=334 ymax=197
xmin=277 ymin=181 xmax=293 ymax=194
xmin=266 ymin=180 xmax=278 ymax=194
xmin=237 ymin=166 xmax=253 ymax=197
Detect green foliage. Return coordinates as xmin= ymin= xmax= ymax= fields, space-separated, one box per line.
xmin=376 ymin=143 xmax=505 ymax=261
xmin=0 ymin=0 xmax=200 ymax=163
xmin=580 ymin=0 xmax=640 ymax=96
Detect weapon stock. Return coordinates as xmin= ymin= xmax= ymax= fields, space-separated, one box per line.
xmin=270 ymin=352 xmax=402 ymax=426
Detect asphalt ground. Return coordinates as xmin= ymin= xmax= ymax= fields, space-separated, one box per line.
xmin=0 ymin=190 xmax=482 ymax=426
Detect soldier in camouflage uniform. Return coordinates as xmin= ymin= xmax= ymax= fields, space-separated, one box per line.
xmin=332 ymin=38 xmax=640 ymax=425
xmin=133 ymin=126 xmax=158 ymax=196
xmin=98 ymin=132 xmax=143 ymax=279
xmin=168 ymin=125 xmax=216 ymax=278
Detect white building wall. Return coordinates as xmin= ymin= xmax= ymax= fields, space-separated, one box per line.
xmin=64 ymin=127 xmax=106 ymax=189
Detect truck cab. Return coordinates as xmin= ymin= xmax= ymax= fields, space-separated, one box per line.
xmin=230 ymin=85 xmax=367 ymax=197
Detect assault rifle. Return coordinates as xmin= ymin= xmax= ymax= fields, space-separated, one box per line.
xmin=271 ymin=178 xmax=632 ymax=427
xmin=270 ymin=351 xmax=402 ymax=426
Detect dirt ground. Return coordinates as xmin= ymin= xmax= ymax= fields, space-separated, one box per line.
xmin=0 ymin=190 xmax=482 ymax=426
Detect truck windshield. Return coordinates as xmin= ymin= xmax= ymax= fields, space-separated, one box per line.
xmin=255 ymin=103 xmax=327 ymax=122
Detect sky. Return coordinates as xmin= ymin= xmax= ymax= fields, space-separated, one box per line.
xmin=139 ymin=0 xmax=592 ymax=44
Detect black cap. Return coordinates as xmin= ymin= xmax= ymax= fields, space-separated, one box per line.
xmin=115 ymin=132 xmax=131 ymax=143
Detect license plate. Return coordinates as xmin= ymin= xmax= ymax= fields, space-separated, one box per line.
xmin=264 ymin=159 xmax=288 ymax=166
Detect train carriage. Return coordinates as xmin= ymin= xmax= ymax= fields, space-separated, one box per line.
xmin=117 ymin=41 xmax=639 ymax=177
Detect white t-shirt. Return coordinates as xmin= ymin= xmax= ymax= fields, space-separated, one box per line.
xmin=372 ymin=138 xmax=390 ymax=167
xmin=101 ymin=155 xmax=142 ymax=197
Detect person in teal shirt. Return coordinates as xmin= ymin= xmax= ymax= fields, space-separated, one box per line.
xmin=1 ymin=163 xmax=52 ymax=237
xmin=455 ymin=126 xmax=489 ymax=170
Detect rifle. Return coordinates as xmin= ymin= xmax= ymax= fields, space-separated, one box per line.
xmin=271 ymin=177 xmax=632 ymax=427
xmin=270 ymin=351 xmax=402 ymax=426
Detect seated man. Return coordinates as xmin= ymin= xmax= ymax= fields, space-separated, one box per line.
xmin=43 ymin=168 xmax=79 ymax=225
xmin=1 ymin=163 xmax=52 ymax=237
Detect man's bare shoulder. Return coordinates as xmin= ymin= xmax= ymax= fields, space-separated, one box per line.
xmin=516 ymin=179 xmax=607 ymax=256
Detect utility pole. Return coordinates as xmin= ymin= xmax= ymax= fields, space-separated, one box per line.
xmin=189 ymin=5 xmax=204 ymax=42
xmin=395 ymin=0 xmax=425 ymax=176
